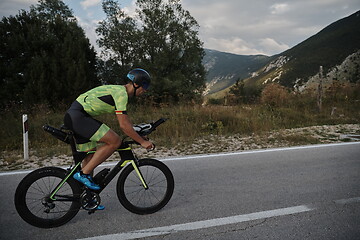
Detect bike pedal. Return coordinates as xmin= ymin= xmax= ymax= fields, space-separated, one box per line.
xmin=88 ymin=210 xmax=95 ymax=215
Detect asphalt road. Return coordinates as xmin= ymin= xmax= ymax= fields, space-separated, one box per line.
xmin=1 ymin=142 xmax=359 ymax=240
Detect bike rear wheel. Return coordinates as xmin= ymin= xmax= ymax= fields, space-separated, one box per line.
xmin=117 ymin=158 xmax=174 ymax=215
xmin=14 ymin=167 xmax=82 ymax=228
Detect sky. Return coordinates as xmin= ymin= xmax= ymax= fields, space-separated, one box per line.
xmin=1 ymin=0 xmax=359 ymax=56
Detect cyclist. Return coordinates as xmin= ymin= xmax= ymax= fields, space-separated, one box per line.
xmin=64 ymin=68 xmax=154 ymax=209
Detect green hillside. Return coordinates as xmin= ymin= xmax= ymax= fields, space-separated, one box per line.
xmin=206 ymin=10 xmax=360 ymax=97
xmin=278 ymin=10 xmax=360 ymax=87
xmin=203 ymin=49 xmax=272 ymax=94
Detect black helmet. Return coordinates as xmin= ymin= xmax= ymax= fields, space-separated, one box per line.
xmin=127 ymin=68 xmax=151 ymax=90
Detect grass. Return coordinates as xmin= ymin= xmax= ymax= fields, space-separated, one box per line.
xmin=0 ymin=97 xmax=359 ymax=168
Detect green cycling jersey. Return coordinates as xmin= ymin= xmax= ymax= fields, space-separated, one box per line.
xmin=76 ymin=85 xmax=128 ymax=116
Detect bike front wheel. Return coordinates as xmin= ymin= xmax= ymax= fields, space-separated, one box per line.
xmin=117 ymin=158 xmax=174 ymax=215
xmin=14 ymin=167 xmax=82 ymax=228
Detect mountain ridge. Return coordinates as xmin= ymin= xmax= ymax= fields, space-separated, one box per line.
xmin=202 ymin=49 xmax=273 ymax=95
xmin=204 ymin=10 xmax=360 ymax=97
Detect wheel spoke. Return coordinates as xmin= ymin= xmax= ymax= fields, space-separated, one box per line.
xmin=119 ymin=160 xmax=173 ymax=213
xmin=15 ymin=168 xmax=81 ymax=228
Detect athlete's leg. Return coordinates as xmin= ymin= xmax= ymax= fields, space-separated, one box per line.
xmin=81 ymin=129 xmax=121 ymax=175
xmin=82 ymin=153 xmax=94 ymax=176
xmin=64 ymin=102 xmax=121 ymax=175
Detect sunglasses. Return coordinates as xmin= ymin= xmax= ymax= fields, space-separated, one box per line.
xmin=142 ymin=82 xmax=150 ymax=90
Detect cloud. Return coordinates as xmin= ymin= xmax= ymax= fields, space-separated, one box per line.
xmin=80 ymin=0 xmax=101 ymax=10
xmin=205 ymin=37 xmax=289 ymax=56
xmin=292 ymin=26 xmax=322 ymax=37
xmin=207 ymin=37 xmax=264 ymax=55
xmin=1 ymin=0 xmax=360 ymax=56
xmin=75 ymin=15 xmax=102 ymax=53
xmin=270 ymin=3 xmax=290 ymax=14
xmin=259 ymin=38 xmax=289 ymax=54
xmin=3 ymin=0 xmax=37 ymax=4
xmin=0 ymin=0 xmax=37 ymax=17
xmin=122 ymin=1 xmax=137 ymax=18
xmin=183 ymin=0 xmax=360 ymax=55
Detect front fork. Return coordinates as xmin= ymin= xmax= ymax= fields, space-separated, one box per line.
xmin=132 ymin=161 xmax=148 ymax=189
xmin=122 ymin=160 xmax=149 ymax=190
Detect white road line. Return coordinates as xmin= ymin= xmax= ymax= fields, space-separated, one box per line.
xmin=1 ymin=141 xmax=359 ymax=177
xmin=0 ymin=169 xmax=33 ymax=176
xmin=161 ymin=141 xmax=360 ymax=162
xmin=79 ymin=205 xmax=314 ymax=240
xmin=78 ymin=195 xmax=360 ymax=240
xmin=335 ymin=197 xmax=360 ymax=205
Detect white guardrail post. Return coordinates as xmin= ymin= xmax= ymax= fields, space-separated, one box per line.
xmin=23 ymin=114 xmax=29 ymax=160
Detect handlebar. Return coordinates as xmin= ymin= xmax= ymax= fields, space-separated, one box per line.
xmin=133 ymin=118 xmax=168 ymax=136
xmin=122 ymin=118 xmax=168 ymax=147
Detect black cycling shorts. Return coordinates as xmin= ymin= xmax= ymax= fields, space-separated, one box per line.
xmin=64 ymin=101 xmax=110 ymax=151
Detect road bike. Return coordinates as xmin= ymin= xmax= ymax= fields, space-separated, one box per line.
xmin=14 ymin=118 xmax=174 ymax=228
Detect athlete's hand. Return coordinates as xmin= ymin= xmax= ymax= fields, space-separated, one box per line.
xmin=141 ymin=140 xmax=154 ymax=150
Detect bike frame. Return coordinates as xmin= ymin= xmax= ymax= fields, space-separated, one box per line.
xmin=48 ymin=131 xmax=147 ymax=202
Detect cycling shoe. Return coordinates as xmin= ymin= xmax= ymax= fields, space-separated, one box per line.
xmin=73 ymin=172 xmax=101 ymax=190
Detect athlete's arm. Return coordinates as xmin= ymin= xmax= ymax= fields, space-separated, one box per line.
xmin=116 ymin=114 xmax=154 ymax=149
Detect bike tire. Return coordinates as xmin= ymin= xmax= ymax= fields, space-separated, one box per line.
xmin=14 ymin=167 xmax=82 ymax=228
xmin=117 ymin=158 xmax=174 ymax=215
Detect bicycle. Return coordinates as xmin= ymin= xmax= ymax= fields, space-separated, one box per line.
xmin=14 ymin=118 xmax=174 ymax=228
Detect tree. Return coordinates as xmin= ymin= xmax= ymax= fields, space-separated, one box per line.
xmin=0 ymin=0 xmax=99 ymax=108
xmin=96 ymin=0 xmax=138 ymax=69
xmin=96 ymin=0 xmax=205 ymax=102
xmin=229 ymin=79 xmax=261 ymax=104
xmin=229 ymin=79 xmax=245 ymax=103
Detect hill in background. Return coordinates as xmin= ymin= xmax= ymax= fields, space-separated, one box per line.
xmin=204 ymin=10 xmax=360 ymax=98
xmin=202 ymin=50 xmax=272 ymax=95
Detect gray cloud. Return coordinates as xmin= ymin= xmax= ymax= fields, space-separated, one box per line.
xmin=183 ymin=0 xmax=360 ymax=55
xmin=1 ymin=0 xmax=359 ymax=56
xmin=0 ymin=0 xmax=37 ymax=17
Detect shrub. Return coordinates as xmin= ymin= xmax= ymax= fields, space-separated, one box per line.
xmin=260 ymin=83 xmax=291 ymax=107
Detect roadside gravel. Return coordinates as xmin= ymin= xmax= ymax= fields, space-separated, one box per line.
xmin=1 ymin=124 xmax=359 ymax=171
